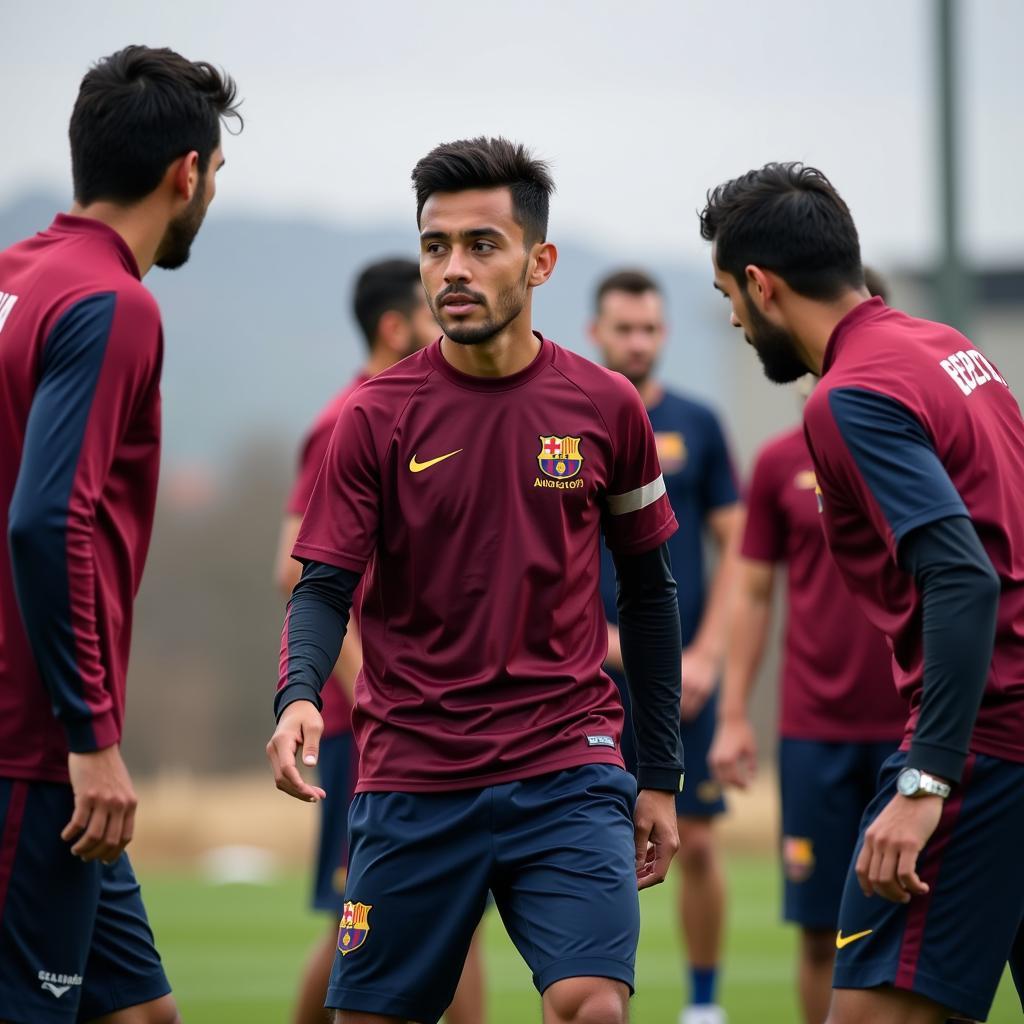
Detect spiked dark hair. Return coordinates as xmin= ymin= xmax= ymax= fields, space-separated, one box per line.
xmin=70 ymin=45 xmax=242 ymax=205
xmin=411 ymin=136 xmax=554 ymax=245
xmin=700 ymin=162 xmax=864 ymax=300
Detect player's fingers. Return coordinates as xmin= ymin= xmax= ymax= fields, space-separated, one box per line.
xmin=638 ymin=841 xmax=671 ymax=890
xmin=60 ymin=794 xmax=93 ymax=843
xmin=708 ymin=745 xmax=731 ymax=784
xmin=633 ymin=816 xmax=652 ymax=871
xmin=738 ymin=747 xmax=757 ymax=789
xmin=871 ymin=844 xmax=906 ymax=903
xmin=301 ymin=717 xmax=323 ymax=768
xmin=121 ymin=798 xmax=137 ymax=851
xmin=716 ymin=746 xmax=747 ymax=789
xmin=855 ymin=836 xmax=874 ymax=897
xmin=278 ymin=762 xmax=326 ymax=803
xmin=268 ymin=729 xmax=321 ymax=800
xmin=741 ymin=753 xmax=757 ymax=790
xmin=896 ymin=845 xmax=929 ymax=897
xmin=98 ymin=803 xmax=127 ymax=864
xmin=71 ymin=804 xmax=109 ymax=860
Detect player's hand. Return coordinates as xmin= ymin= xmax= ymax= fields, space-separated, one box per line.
xmin=709 ymin=715 xmax=757 ymax=789
xmin=63 ymin=745 xmax=137 ymax=863
xmin=633 ymin=789 xmax=679 ymax=890
xmin=266 ymin=700 xmax=327 ymax=803
xmin=679 ymin=646 xmax=718 ymax=721
xmin=855 ymin=793 xmax=944 ymax=903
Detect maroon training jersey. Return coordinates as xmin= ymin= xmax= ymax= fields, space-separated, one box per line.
xmin=804 ymin=298 xmax=1024 ymax=765
xmin=292 ymin=336 xmax=678 ymax=791
xmin=742 ymin=426 xmax=905 ymax=742
xmin=0 ymin=215 xmax=162 ymax=782
xmin=285 ymin=374 xmax=370 ymax=738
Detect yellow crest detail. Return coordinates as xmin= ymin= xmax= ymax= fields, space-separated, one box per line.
xmin=337 ymin=901 xmax=372 ymax=956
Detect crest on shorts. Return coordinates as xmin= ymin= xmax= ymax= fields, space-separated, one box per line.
xmin=538 ymin=435 xmax=583 ymax=479
xmin=696 ymin=779 xmax=723 ymax=804
xmin=783 ymin=836 xmax=815 ymax=883
xmin=338 ymin=901 xmax=372 ymax=955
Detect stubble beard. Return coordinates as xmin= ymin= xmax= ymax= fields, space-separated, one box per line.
xmin=155 ymin=186 xmax=208 ymax=270
xmin=437 ymin=265 xmax=530 ymax=347
xmin=745 ymin=295 xmax=809 ymax=384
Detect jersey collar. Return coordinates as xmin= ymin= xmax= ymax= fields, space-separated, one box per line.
xmin=49 ymin=213 xmax=142 ymax=280
xmin=821 ymin=296 xmax=888 ymax=375
xmin=426 ymin=332 xmax=554 ymax=392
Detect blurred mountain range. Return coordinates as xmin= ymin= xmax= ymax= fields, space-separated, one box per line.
xmin=0 ymin=193 xmax=728 ymax=469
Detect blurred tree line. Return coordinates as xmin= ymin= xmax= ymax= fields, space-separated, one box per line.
xmin=122 ymin=436 xmax=294 ymax=775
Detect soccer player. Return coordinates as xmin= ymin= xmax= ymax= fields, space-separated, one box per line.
xmin=267 ymin=136 xmax=685 ymax=1024
xmin=590 ymin=270 xmax=741 ymax=1024
xmin=709 ymin=369 xmax=906 ymax=1023
xmin=700 ymin=162 xmax=1024 ymax=1024
xmin=274 ymin=258 xmax=485 ymax=1024
xmin=0 ymin=46 xmax=239 ymax=1024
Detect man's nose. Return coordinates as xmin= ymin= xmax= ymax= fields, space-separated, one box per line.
xmin=444 ymin=249 xmax=471 ymax=284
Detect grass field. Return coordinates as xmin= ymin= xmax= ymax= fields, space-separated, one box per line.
xmin=140 ymin=855 xmax=1021 ymax=1023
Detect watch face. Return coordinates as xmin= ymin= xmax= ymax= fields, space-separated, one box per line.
xmin=897 ymin=768 xmax=921 ymax=796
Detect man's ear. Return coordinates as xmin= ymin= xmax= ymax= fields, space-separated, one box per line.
xmin=745 ymin=264 xmax=774 ymax=311
xmin=375 ymin=309 xmax=410 ymax=356
xmin=528 ymin=241 xmax=558 ymax=288
xmin=170 ymin=150 xmax=201 ymax=202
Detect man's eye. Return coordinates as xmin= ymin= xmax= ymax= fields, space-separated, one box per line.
xmin=473 ymin=241 xmax=496 ymax=253
xmin=425 ymin=243 xmax=446 ymax=255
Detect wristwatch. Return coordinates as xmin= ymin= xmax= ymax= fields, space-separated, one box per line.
xmin=896 ymin=767 xmax=951 ymax=799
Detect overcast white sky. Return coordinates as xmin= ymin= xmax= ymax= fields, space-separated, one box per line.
xmin=2 ymin=0 xmax=1021 ymax=266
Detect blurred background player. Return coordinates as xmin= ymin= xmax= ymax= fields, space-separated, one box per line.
xmin=274 ymin=258 xmax=486 ymax=1024
xmin=591 ymin=270 xmax=742 ymax=1024
xmin=709 ymin=268 xmax=906 ymax=1024
xmin=0 ymin=46 xmax=239 ymax=1024
xmin=701 ymin=161 xmax=1024 ymax=1024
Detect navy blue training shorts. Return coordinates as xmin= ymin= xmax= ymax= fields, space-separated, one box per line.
xmin=312 ymin=732 xmax=357 ymax=914
xmin=833 ymin=750 xmax=1024 ymax=1021
xmin=616 ymin=672 xmax=725 ymax=818
xmin=0 ymin=779 xmax=170 ymax=1024
xmin=327 ymin=763 xmax=640 ymax=1022
xmin=780 ymin=737 xmax=898 ymax=930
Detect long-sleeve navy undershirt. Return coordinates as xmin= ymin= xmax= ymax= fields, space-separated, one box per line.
xmin=612 ymin=543 xmax=684 ymax=792
xmin=274 ymin=561 xmax=360 ymax=721
xmin=898 ymin=515 xmax=1000 ymax=783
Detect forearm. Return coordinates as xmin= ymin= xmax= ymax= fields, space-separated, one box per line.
xmin=275 ymin=561 xmax=361 ymax=720
xmin=8 ymin=513 xmax=117 ymax=751
xmin=614 ymin=543 xmax=684 ymax=792
xmin=899 ymin=516 xmax=1000 ymax=782
xmin=719 ymin=583 xmax=772 ymax=721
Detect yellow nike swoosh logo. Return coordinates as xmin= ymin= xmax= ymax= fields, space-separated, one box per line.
xmin=409 ymin=449 xmax=463 ymax=473
xmin=836 ymin=929 xmax=873 ymax=950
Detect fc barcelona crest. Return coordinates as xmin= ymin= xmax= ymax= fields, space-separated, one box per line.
xmin=538 ymin=435 xmax=583 ymax=480
xmin=338 ymin=901 xmax=372 ymax=956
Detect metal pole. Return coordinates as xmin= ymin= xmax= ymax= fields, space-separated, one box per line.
xmin=936 ymin=0 xmax=972 ymax=333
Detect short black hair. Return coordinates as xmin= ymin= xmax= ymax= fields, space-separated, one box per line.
xmin=352 ymin=259 xmax=422 ymax=351
xmin=70 ymin=45 xmax=242 ymax=206
xmin=411 ymin=137 xmax=554 ymax=245
xmin=594 ymin=269 xmax=662 ymax=314
xmin=700 ymin=162 xmax=863 ymax=300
